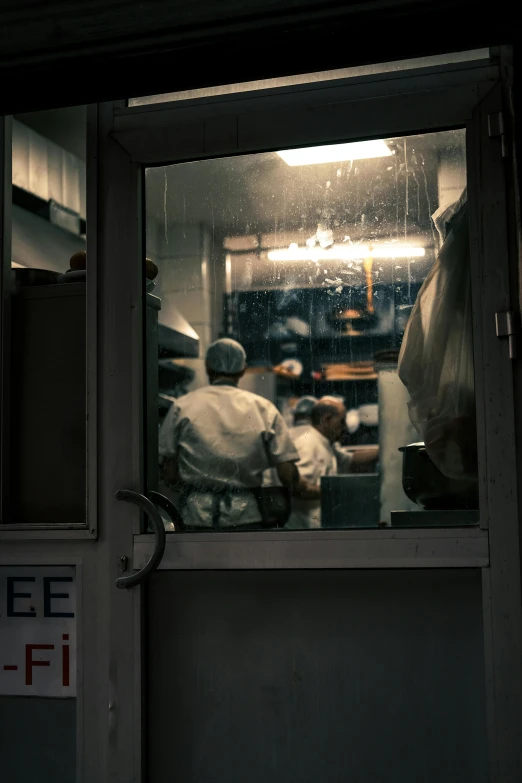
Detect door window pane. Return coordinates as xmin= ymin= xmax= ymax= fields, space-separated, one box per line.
xmin=146 ymin=129 xmax=476 ymax=531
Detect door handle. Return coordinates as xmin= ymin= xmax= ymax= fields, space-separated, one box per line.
xmin=115 ymin=489 xmax=166 ymax=589
xmin=148 ymin=490 xmax=185 ymax=531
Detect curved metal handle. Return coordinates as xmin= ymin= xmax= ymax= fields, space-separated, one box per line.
xmin=148 ymin=490 xmax=185 ymax=531
xmin=115 ymin=490 xmax=166 ymax=589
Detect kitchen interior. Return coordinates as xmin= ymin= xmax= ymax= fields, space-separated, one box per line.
xmin=5 ymin=104 xmax=478 ymax=528
xmin=145 ymin=127 xmax=477 ymax=529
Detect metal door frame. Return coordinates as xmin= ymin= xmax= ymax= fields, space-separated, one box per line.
xmin=94 ymin=57 xmax=522 ymax=780
xmin=91 ymin=57 xmax=522 ymax=781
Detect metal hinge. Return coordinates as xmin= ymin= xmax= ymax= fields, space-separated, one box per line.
xmin=488 ymin=111 xmax=507 ymax=158
xmin=495 ymin=311 xmax=516 ymax=358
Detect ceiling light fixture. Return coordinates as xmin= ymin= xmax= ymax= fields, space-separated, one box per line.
xmin=267 ymin=243 xmax=425 ymax=262
xmin=277 ymin=140 xmax=393 ymax=166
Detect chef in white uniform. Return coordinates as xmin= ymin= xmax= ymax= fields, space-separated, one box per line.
xmin=287 ymin=397 xmax=346 ymax=529
xmin=159 ymin=338 xmax=299 ymax=530
xmin=288 ymin=396 xmax=317 ymax=440
xmin=288 ymin=396 xmax=379 ymax=528
xmin=262 ymin=396 xmax=317 ymax=488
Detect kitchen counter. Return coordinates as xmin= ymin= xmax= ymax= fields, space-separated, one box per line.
xmin=391 ymin=509 xmax=479 ymax=527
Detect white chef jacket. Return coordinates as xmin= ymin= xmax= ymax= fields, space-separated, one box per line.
xmin=286 ymin=426 xmax=338 ymax=529
xmin=288 ymin=422 xmax=314 ymax=441
xmin=262 ymin=422 xmax=313 ymax=487
xmin=159 ymin=383 xmax=298 ymax=528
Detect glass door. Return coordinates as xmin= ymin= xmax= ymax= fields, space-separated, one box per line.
xmin=145 ymin=128 xmax=469 ymax=532
xmin=92 ymin=58 xmax=522 ymax=782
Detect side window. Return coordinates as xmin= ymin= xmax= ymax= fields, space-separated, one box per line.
xmin=1 ymin=107 xmax=87 ymax=527
xmin=145 ymin=129 xmax=475 ymax=532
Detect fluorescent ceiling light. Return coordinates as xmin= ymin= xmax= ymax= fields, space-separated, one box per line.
xmin=277 ymin=140 xmax=392 ymax=166
xmin=267 ymin=243 xmax=425 ymax=262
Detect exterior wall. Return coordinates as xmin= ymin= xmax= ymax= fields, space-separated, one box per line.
xmin=0 ymin=4 xmax=515 ymax=113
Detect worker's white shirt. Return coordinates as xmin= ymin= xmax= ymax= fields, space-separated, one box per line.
xmin=262 ymin=422 xmax=313 ymax=487
xmin=159 ymin=383 xmax=298 ymax=528
xmin=289 ymin=423 xmax=314 ymax=441
xmin=286 ymin=426 xmax=337 ymax=529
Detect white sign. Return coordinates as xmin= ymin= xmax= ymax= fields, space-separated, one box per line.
xmin=0 ymin=566 xmax=76 ymax=697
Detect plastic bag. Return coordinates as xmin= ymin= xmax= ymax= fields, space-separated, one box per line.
xmin=398 ymin=192 xmax=478 ymax=480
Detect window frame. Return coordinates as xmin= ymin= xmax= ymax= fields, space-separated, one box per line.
xmin=0 ymin=109 xmax=97 ymax=539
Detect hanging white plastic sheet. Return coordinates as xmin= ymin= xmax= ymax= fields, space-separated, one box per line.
xmin=398 ymin=192 xmax=478 ymax=480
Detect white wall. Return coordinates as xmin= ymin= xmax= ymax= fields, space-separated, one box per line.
xmin=149 ymin=221 xmax=221 ymax=390
xmin=240 ymin=371 xmax=277 ymax=404
xmin=12 ymin=119 xmax=86 ymax=219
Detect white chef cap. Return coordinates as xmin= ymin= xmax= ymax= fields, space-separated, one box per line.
xmin=206 ymin=338 xmax=247 ymax=375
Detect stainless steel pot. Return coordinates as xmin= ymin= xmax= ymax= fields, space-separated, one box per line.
xmin=399 ymin=442 xmax=478 ymax=510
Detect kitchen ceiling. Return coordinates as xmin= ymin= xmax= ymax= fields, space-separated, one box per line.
xmin=145 ymin=131 xmax=463 ymax=233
